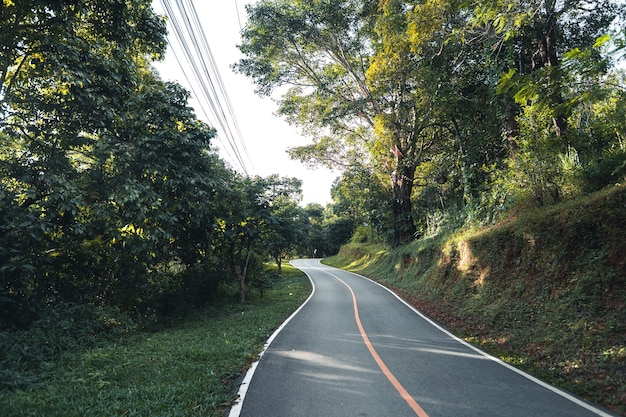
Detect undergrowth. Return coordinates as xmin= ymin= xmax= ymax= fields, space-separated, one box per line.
xmin=0 ymin=263 xmax=311 ymax=417
xmin=0 ymin=304 xmax=137 ymax=391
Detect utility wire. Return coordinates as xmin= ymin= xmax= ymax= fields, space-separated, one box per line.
xmin=165 ymin=0 xmax=246 ymax=173
xmin=165 ymin=25 xmax=240 ymax=168
xmin=167 ymin=0 xmax=249 ymax=174
xmin=235 ymin=0 xmax=243 ymax=32
xmin=159 ymin=0 xmax=252 ymax=175
xmin=179 ymin=0 xmax=252 ymax=171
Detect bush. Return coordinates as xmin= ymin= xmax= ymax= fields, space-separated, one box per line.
xmin=351 ymin=225 xmax=374 ymax=244
xmin=250 ymin=271 xmax=279 ymax=298
xmin=583 ymin=147 xmax=626 ymax=192
xmin=0 ymin=303 xmax=137 ymax=390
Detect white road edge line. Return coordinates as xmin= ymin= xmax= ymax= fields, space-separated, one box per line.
xmin=227 ymin=260 xmax=317 ymax=417
xmin=339 ymin=267 xmax=617 ymax=417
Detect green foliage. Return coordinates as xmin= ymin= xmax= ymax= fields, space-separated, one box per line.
xmin=323 ymin=216 xmax=355 ymax=255
xmin=238 ymin=0 xmax=427 ymax=246
xmin=250 ymin=270 xmax=279 ymax=298
xmin=0 ymin=303 xmax=136 ymax=390
xmin=471 ymin=0 xmax=626 ymax=208
xmin=350 ymin=225 xmax=374 ymax=244
xmin=330 ymin=165 xmax=393 ymax=243
xmin=186 ymin=173 xmax=308 ymax=304
xmin=583 ymin=147 xmax=626 ymax=191
xmin=301 ymin=203 xmax=355 ymax=257
xmin=241 ymin=0 xmax=626 ymax=246
xmin=1 ymin=0 xmax=177 ymax=313
xmin=262 ymin=176 xmax=309 ymax=272
xmin=0 ymin=269 xmax=311 ymax=417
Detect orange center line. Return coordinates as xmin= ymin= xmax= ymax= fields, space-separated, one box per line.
xmin=332 ymin=274 xmax=430 ymax=417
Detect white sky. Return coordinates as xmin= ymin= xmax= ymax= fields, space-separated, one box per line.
xmin=151 ymin=1 xmax=337 ymax=206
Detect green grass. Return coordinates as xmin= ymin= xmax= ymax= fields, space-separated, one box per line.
xmin=0 ymin=263 xmax=311 ymax=417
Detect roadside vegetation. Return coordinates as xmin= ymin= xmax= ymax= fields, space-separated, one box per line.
xmin=2 ymin=2 xmax=625 ymax=416
xmin=325 ymin=185 xmax=626 ymax=415
xmin=0 ymin=264 xmax=311 ymax=417
xmin=1 ymin=0 xmax=350 ymax=329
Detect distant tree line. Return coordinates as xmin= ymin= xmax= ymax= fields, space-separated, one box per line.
xmin=0 ymin=1 xmax=352 ymax=328
xmin=237 ymin=0 xmax=626 ymax=247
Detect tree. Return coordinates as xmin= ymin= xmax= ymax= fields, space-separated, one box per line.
xmin=0 ymin=0 xmax=168 ymax=307
xmin=330 ymin=165 xmax=391 ymax=242
xmin=262 ymin=177 xmax=308 ymax=274
xmin=214 ymin=175 xmax=306 ymax=303
xmin=366 ymin=0 xmax=505 ymax=239
xmin=303 ymin=203 xmax=326 ymax=257
xmin=364 ymin=0 xmax=430 ymax=244
xmin=87 ymin=72 xmax=224 ymax=308
xmin=237 ymin=0 xmax=508 ymax=245
xmin=469 ymin=0 xmax=626 ymax=204
xmin=237 ymin=0 xmax=433 ymax=246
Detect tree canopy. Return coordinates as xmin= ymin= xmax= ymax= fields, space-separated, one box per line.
xmin=1 ymin=1 xmax=347 ymax=325
xmin=238 ymin=0 xmax=626 ymax=246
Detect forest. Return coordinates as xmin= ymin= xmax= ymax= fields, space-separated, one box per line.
xmin=2 ymin=0 xmax=625 ymax=336
xmin=237 ymin=0 xmax=626 ymax=246
xmin=0 ymin=0 xmax=353 ymax=328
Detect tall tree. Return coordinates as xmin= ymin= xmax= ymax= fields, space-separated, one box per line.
xmin=238 ymin=0 xmax=506 ymax=245
xmin=366 ymin=0 xmax=504 ymax=238
xmin=0 ymin=0 xmax=167 ymax=305
xmin=215 ymin=175 xmax=274 ymax=303
xmin=262 ymin=176 xmax=307 ymax=274
xmin=86 ymin=72 xmax=223 ymax=307
xmin=237 ymin=0 xmax=432 ymax=246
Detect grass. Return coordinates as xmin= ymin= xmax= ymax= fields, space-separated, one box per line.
xmin=325 ymin=185 xmax=626 ymax=415
xmin=0 ymin=263 xmax=311 ymax=417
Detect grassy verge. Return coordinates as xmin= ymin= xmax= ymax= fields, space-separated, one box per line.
xmin=325 ymin=186 xmax=626 ymax=415
xmin=0 ymin=263 xmax=311 ymax=417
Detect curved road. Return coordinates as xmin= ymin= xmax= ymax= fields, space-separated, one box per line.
xmin=230 ymin=259 xmax=616 ymax=417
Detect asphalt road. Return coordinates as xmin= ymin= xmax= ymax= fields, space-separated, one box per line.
xmin=230 ymin=259 xmax=617 ymax=417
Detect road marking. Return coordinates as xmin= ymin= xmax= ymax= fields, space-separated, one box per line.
xmin=330 ymin=272 xmax=430 ymax=417
xmin=337 ymin=267 xmax=617 ymax=417
xmin=228 ymin=262 xmax=317 ymax=417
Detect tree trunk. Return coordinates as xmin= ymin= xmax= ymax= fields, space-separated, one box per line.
xmin=230 ymin=243 xmax=252 ymax=304
xmin=503 ymin=94 xmax=520 ymax=158
xmin=274 ymin=255 xmax=283 ymax=275
xmin=533 ymin=10 xmax=568 ymax=140
xmin=451 ymin=118 xmax=472 ymax=203
xmin=390 ymin=161 xmax=418 ymax=247
xmin=234 ymin=264 xmax=246 ymax=304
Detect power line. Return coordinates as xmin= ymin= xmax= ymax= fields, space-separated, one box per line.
xmin=181 ymin=0 xmax=252 ymax=169
xmin=235 ymin=0 xmax=243 ymax=32
xmin=165 ymin=27 xmax=241 ymax=168
xmin=159 ymin=0 xmax=252 ymax=175
xmin=168 ymin=0 xmax=250 ymax=174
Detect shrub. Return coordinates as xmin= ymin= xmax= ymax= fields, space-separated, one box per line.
xmin=0 ymin=303 xmax=136 ymax=390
